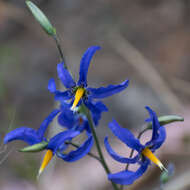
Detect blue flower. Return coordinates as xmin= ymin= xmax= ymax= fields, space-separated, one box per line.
xmin=52 ymin=131 xmax=93 ymax=162
xmin=104 ymin=106 xmax=167 ymax=185
xmin=48 ymin=46 xmax=129 ymax=125
xmin=58 ymin=101 xmax=91 ymax=133
xmin=51 ymin=101 xmax=94 ymax=167
xmin=54 ymin=101 xmax=94 ymax=164
xmin=4 ymin=108 xmax=93 ymax=176
xmin=38 ymin=129 xmax=93 ymax=176
xmin=4 ymin=109 xmax=60 ymax=145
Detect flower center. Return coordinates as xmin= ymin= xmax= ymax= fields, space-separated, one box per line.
xmin=71 ymin=87 xmax=85 ymax=110
xmin=142 ymin=147 xmax=167 ymax=171
xmin=38 ymin=149 xmax=53 ymax=177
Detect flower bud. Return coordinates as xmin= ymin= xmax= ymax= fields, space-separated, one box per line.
xmin=26 ymin=1 xmax=56 ymax=36
xmin=147 ymin=115 xmax=184 ymax=129
xmin=19 ymin=141 xmax=48 ymax=152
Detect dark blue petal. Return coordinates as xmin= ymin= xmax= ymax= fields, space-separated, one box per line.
xmin=88 ymin=80 xmax=129 ymax=99
xmin=4 ymin=127 xmax=40 ymax=145
xmin=85 ymin=99 xmax=108 ymax=125
xmin=78 ymin=46 xmax=101 ymax=87
xmin=57 ymin=135 xmax=93 ymax=162
xmin=58 ymin=110 xmax=75 ymax=129
xmin=47 ymin=130 xmax=80 ymax=152
xmin=145 ymin=106 xmax=160 ymax=144
xmin=37 ymin=109 xmax=60 ymax=139
xmin=76 ymin=119 xmax=91 ymax=133
xmin=151 ymin=126 xmax=166 ymax=151
xmin=48 ymin=78 xmax=72 ymax=101
xmin=54 ymin=90 xmax=73 ymax=102
xmin=104 ymin=136 xmax=139 ymax=164
xmin=108 ymin=160 xmax=150 ymax=185
xmin=48 ymin=78 xmax=56 ymax=93
xmin=60 ymin=101 xmax=73 ymax=109
xmin=109 ymin=120 xmax=143 ymax=152
xmin=57 ymin=62 xmax=76 ymax=89
xmin=57 ymin=142 xmax=69 ymax=153
xmin=144 ymin=118 xmax=151 ymax=122
xmin=58 ymin=101 xmax=90 ymax=132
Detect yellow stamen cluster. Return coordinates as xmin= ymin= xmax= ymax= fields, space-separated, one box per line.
xmin=71 ymin=87 xmax=85 ymax=110
xmin=38 ymin=149 xmax=53 ymax=177
xmin=142 ymin=147 xmax=167 ymax=172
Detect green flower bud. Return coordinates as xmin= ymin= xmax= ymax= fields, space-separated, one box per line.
xmin=19 ymin=141 xmax=48 ymax=152
xmin=26 ymin=1 xmax=56 ymax=36
xmin=147 ymin=115 xmax=184 ymax=129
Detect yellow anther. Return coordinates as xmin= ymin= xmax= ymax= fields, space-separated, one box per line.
xmin=71 ymin=88 xmax=85 ymax=110
xmin=38 ymin=149 xmax=53 ymax=177
xmin=142 ymin=148 xmax=167 ymax=172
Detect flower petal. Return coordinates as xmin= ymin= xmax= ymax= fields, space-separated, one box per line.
xmin=57 ymin=135 xmax=93 ymax=162
xmin=151 ymin=126 xmax=166 ymax=151
xmin=58 ymin=109 xmax=75 ymax=129
xmin=88 ymin=80 xmax=129 ymax=99
xmin=57 ymin=62 xmax=76 ymax=89
xmin=78 ymin=46 xmax=101 ymax=87
xmin=48 ymin=78 xmax=56 ymax=93
xmin=37 ymin=109 xmax=60 ymax=139
xmin=108 ymin=120 xmax=143 ymax=152
xmin=54 ymin=90 xmax=73 ymax=102
xmin=104 ymin=136 xmax=139 ymax=163
xmin=145 ymin=106 xmax=160 ymax=144
xmin=47 ymin=130 xmax=80 ymax=152
xmin=76 ymin=119 xmax=91 ymax=133
xmin=48 ymin=78 xmax=72 ymax=101
xmin=108 ymin=160 xmax=150 ymax=185
xmin=85 ymin=99 xmax=108 ymax=125
xmin=4 ymin=127 xmax=40 ymax=145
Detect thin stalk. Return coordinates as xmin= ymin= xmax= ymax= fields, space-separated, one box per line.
xmin=82 ymin=104 xmax=119 ymax=190
xmin=137 ymin=128 xmax=150 ymax=139
xmin=65 ymin=141 xmax=101 ymax=162
xmin=53 ymin=34 xmax=67 ymax=68
xmin=119 ymin=127 xmax=150 ymax=190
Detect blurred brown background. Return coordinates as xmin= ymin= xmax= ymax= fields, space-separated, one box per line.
xmin=0 ymin=0 xmax=190 ymax=190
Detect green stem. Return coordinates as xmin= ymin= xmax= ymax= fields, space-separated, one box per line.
xmin=53 ymin=34 xmax=67 ymax=68
xmin=119 ymin=127 xmax=150 ymax=190
xmin=82 ymin=104 xmax=119 ymax=190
